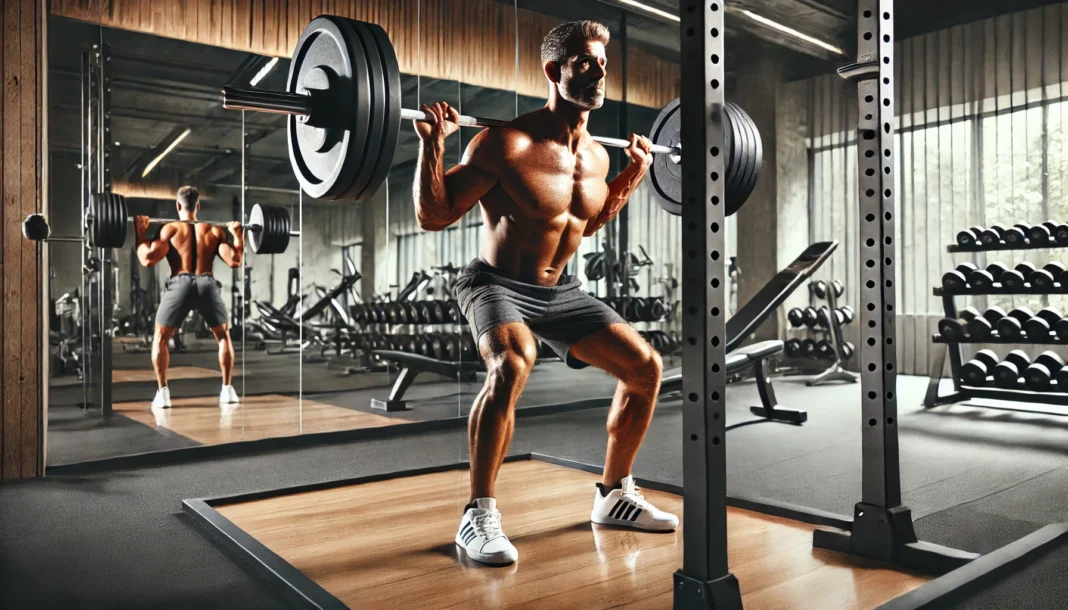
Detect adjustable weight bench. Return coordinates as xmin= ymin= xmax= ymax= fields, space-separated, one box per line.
xmin=369 ymin=350 xmax=483 ymax=411
xmin=660 ymin=241 xmax=839 ymax=424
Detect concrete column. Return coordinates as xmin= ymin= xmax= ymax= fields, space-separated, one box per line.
xmin=777 ymin=80 xmax=812 ymax=316
xmin=734 ymin=55 xmax=784 ymax=343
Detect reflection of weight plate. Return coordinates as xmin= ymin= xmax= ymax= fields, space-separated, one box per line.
xmin=91 ymin=192 xmax=128 ymax=249
xmin=287 ymin=16 xmax=369 ymax=199
xmin=649 ymin=98 xmax=762 ymax=217
xmin=247 ymin=203 xmax=292 ymax=255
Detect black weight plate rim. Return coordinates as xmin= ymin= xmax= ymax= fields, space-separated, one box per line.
xmin=354 ymin=20 xmax=402 ymax=201
xmin=115 ymin=193 xmax=129 ymax=248
xmin=649 ymin=97 xmax=682 ymax=215
xmin=338 ymin=19 xmax=386 ymax=201
xmin=89 ymin=193 xmax=103 ymax=248
xmin=267 ymin=205 xmax=281 ymax=255
xmin=723 ymin=104 xmax=747 ymax=211
xmin=93 ymin=193 xmax=106 ymax=248
xmin=722 ymin=103 xmax=746 ymax=198
xmin=726 ymin=103 xmax=756 ymax=216
xmin=287 ymin=16 xmax=368 ymax=199
xmin=741 ymin=104 xmax=763 ymax=209
xmin=261 ymin=204 xmax=275 ymax=254
xmin=103 ymin=193 xmax=119 ymax=248
xmin=731 ymin=103 xmax=757 ymax=212
xmin=277 ymin=205 xmax=292 ymax=254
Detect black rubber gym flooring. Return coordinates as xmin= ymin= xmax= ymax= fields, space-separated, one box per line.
xmin=7 ymin=373 xmax=1067 ymax=608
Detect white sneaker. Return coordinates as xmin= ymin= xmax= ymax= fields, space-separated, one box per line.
xmin=151 ymin=387 xmax=171 ymax=409
xmin=591 ymin=475 xmax=679 ymax=531
xmin=219 ymin=385 xmax=239 ymax=405
xmin=455 ymin=498 xmax=518 ymax=565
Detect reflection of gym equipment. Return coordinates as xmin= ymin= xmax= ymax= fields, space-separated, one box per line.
xmin=23 ymin=194 xmax=300 ymax=255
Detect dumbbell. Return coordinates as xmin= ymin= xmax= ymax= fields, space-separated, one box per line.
xmin=942 ymin=263 xmax=979 ymax=292
xmin=802 ymin=307 xmax=819 ymax=328
xmin=1054 ymin=223 xmax=1068 ymax=244
xmin=810 ymin=280 xmax=829 ymax=299
xmin=1028 ymin=262 xmax=1066 ymax=291
xmin=996 ymin=307 xmax=1035 ymax=340
xmin=956 ymin=227 xmax=984 ymax=247
xmin=1000 ymin=262 xmax=1037 ymax=290
xmin=816 ymin=340 xmax=836 ymax=359
xmin=787 ymin=308 xmax=805 ymax=328
xmin=637 ymin=297 xmax=666 ymax=321
xmin=1003 ymin=223 xmax=1031 ymax=246
xmin=966 ymin=307 xmax=1007 ymax=341
xmin=832 ymin=280 xmax=845 ymax=298
xmin=839 ymin=306 xmax=856 ymax=325
xmin=802 ymin=338 xmax=818 ymax=358
xmin=1022 ymin=307 xmax=1062 ymax=340
xmin=979 ymin=225 xmax=1007 ymax=246
xmin=459 ymin=333 xmax=478 ymax=362
xmin=993 ymin=350 xmax=1031 ymax=389
xmin=961 ymin=349 xmax=999 ymax=386
xmin=1027 ymin=221 xmax=1059 ymax=246
xmin=816 ymin=307 xmax=844 ymax=329
xmin=785 ymin=338 xmax=803 ymax=357
xmin=1023 ymin=351 xmax=1066 ymax=391
xmin=967 ymin=262 xmax=1010 ymax=291
xmin=839 ymin=341 xmax=855 ymax=359
xmin=937 ymin=306 xmax=981 ymax=341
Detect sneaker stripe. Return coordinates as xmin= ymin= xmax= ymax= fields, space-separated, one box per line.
xmin=461 ymin=524 xmax=473 ymax=539
xmin=630 ymin=508 xmax=642 ymax=521
xmin=607 ymin=500 xmax=622 ymax=519
xmin=464 ymin=530 xmax=477 ymax=544
xmin=610 ymin=500 xmax=628 ymax=520
xmin=621 ymin=505 xmax=636 ymax=521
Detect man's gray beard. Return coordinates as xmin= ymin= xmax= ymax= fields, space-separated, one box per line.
xmin=562 ymin=81 xmax=604 ymax=110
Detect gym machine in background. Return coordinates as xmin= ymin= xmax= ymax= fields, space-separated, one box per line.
xmin=928 ymin=222 xmax=1068 ymax=410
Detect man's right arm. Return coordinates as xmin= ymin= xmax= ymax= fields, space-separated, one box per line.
xmin=413 ymin=102 xmax=498 ymax=232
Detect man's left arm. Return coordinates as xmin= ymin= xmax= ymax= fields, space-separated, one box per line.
xmin=136 ymin=218 xmax=173 ymax=267
xmin=584 ymin=135 xmax=653 ymax=237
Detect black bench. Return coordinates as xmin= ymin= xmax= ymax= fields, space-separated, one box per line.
xmin=659 ymin=240 xmax=839 ymax=424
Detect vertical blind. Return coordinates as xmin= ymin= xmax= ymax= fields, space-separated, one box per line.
xmin=796 ymin=3 xmax=1068 ymax=374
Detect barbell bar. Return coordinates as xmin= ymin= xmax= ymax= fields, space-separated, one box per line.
xmin=224 ymin=87 xmax=681 ymax=156
xmin=22 ymin=193 xmax=299 ymax=255
xmin=218 ymin=16 xmax=762 ymax=216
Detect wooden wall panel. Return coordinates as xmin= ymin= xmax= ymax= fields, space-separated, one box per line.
xmin=51 ymin=0 xmax=679 ymax=108
xmin=1 ymin=0 xmax=44 ymax=480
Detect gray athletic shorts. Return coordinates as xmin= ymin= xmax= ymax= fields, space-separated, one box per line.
xmin=156 ymin=273 xmax=228 ymax=329
xmin=453 ymin=258 xmax=625 ymax=369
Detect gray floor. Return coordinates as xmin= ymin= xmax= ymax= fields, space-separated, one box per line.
xmin=4 ymin=374 xmax=1067 ymax=608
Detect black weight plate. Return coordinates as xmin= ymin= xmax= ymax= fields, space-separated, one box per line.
xmin=353 ymin=20 xmax=402 ymax=201
xmin=649 ymin=98 xmax=682 ymax=215
xmin=89 ymin=193 xmax=104 ymax=248
xmin=287 ymin=16 xmax=369 ymax=200
xmin=729 ymin=103 xmax=762 ymax=216
xmin=116 ymin=194 xmax=130 ymax=248
xmin=274 ymin=205 xmax=292 ymax=254
xmin=336 ymin=19 xmax=386 ymax=201
xmin=723 ymin=103 xmax=749 ymax=208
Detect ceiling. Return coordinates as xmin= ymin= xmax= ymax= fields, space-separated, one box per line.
xmin=50 ymin=0 xmax=1061 ymax=209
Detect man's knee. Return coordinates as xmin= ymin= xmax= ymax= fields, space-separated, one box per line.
xmin=625 ymin=345 xmax=663 ymax=391
xmin=211 ymin=324 xmax=230 ymax=342
xmin=482 ymin=345 xmax=536 ymax=401
xmin=154 ymin=326 xmax=176 ymax=344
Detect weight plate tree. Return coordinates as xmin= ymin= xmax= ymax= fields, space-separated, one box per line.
xmin=221 ymin=15 xmax=762 ymax=218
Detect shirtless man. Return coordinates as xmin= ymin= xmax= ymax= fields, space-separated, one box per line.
xmin=415 ymin=21 xmax=676 ymax=566
xmin=134 ymin=186 xmax=244 ymax=409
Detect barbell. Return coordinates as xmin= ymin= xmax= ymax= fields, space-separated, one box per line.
xmin=220 ymin=15 xmax=762 ymax=216
xmin=22 ymin=193 xmax=298 ymax=255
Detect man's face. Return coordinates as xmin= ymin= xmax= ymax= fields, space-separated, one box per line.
xmin=558 ymin=40 xmax=606 ymax=110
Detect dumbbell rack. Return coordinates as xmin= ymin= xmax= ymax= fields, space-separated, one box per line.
xmin=804 ymin=288 xmax=858 ymax=386
xmin=926 ymin=239 xmax=1068 ymax=410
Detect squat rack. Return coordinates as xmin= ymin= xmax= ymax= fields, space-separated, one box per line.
xmin=676 ymin=1 xmax=1067 ymax=608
